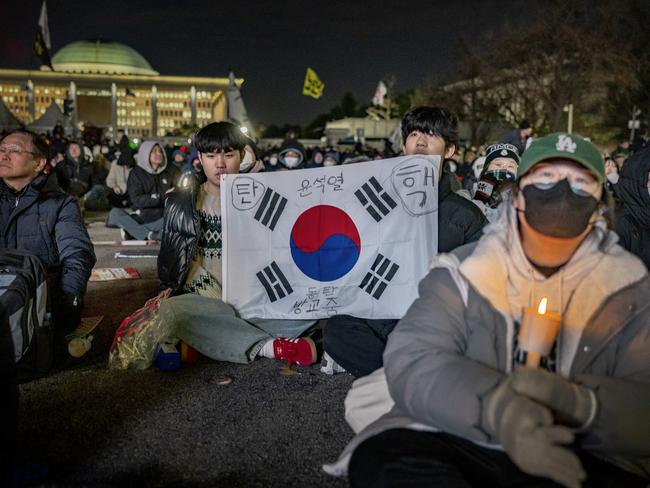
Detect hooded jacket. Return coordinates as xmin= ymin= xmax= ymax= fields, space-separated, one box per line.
xmin=437 ymin=170 xmax=486 ymax=252
xmin=327 ymin=206 xmax=650 ymax=479
xmin=127 ymin=141 xmax=180 ymax=222
xmin=614 ymin=147 xmax=650 ymax=269
xmin=0 ymin=173 xmax=96 ymax=297
xmin=55 ymin=144 xmax=97 ymax=197
xmin=278 ymin=139 xmax=307 ymax=170
xmin=306 ymin=150 xmax=324 ymax=169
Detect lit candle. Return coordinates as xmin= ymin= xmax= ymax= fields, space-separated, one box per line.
xmin=519 ymin=297 xmax=562 ymax=368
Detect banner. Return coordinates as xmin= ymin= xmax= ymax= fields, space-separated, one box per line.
xmin=222 ymin=155 xmax=440 ymax=320
xmin=302 ymin=68 xmax=324 ymax=99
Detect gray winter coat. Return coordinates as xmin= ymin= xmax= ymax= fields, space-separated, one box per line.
xmin=329 ymin=207 xmax=650 ymax=479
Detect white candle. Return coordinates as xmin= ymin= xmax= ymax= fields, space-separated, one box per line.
xmin=519 ymin=297 xmax=562 ymax=368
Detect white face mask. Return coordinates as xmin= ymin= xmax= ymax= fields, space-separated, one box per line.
xmin=283 ymin=156 xmax=300 ymax=168
xmin=268 ymin=156 xmax=278 ymax=166
xmin=323 ymin=158 xmax=337 ymax=167
xmin=447 ymin=161 xmax=457 ymax=173
xmin=240 ymin=150 xmax=255 ymax=172
xmin=606 ymin=172 xmax=620 ymax=185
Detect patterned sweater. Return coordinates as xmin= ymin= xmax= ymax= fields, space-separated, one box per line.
xmin=183 ymin=185 xmax=223 ymax=298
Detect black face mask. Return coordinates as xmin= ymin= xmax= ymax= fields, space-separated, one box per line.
xmin=522 ymin=179 xmax=598 ymax=238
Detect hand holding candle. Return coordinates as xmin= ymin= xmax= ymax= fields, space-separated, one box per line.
xmin=519 ymin=297 xmax=561 ymax=368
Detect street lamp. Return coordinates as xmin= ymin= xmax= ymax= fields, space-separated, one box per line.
xmin=563 ymin=104 xmax=574 ymax=134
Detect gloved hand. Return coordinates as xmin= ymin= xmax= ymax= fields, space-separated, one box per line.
xmin=511 ymin=366 xmax=597 ymax=429
xmin=54 ymin=292 xmax=83 ymax=335
xmin=483 ymin=378 xmax=586 ymax=488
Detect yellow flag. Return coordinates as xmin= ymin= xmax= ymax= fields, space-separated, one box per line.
xmin=302 ymin=68 xmax=324 ymax=99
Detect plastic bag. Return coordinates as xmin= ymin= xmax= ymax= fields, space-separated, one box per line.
xmin=108 ymin=288 xmax=173 ymax=369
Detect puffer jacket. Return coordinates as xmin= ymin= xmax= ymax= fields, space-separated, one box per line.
xmin=437 ymin=170 xmax=486 ymax=251
xmin=615 ymin=146 xmax=650 ymax=269
xmin=329 ymin=207 xmax=650 ymax=479
xmin=55 ymin=151 xmax=97 ymax=198
xmin=127 ymin=141 xmax=180 ymax=222
xmin=157 ymin=172 xmax=200 ymax=294
xmin=0 ymin=173 xmax=96 ymax=297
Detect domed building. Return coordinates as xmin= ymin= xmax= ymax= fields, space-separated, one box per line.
xmin=51 ymin=41 xmax=160 ymax=76
xmin=0 ymin=40 xmax=239 ymax=137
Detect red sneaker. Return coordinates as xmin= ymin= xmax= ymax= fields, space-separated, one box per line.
xmin=273 ymin=337 xmax=317 ymax=366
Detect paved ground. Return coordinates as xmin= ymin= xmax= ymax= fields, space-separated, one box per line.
xmin=16 ymin=213 xmax=355 ymax=487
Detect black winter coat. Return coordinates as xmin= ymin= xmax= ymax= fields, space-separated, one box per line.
xmin=127 ymin=165 xmax=180 ymax=222
xmin=614 ymin=147 xmax=650 ymax=270
xmin=437 ymin=170 xmax=486 ymax=252
xmin=157 ymin=173 xmax=200 ymax=294
xmin=55 ymin=156 xmax=97 ymax=197
xmin=0 ymin=173 xmax=96 ymax=296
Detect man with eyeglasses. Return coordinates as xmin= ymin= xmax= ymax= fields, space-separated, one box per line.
xmin=0 ymin=130 xmax=95 ymax=345
xmin=332 ymin=133 xmax=649 ymax=487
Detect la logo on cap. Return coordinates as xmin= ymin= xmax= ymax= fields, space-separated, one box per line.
xmin=556 ymin=134 xmax=577 ymax=153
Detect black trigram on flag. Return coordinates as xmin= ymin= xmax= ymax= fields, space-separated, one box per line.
xmin=359 ymin=254 xmax=400 ymax=300
xmin=355 ymin=177 xmax=397 ymax=222
xmin=254 ymin=187 xmax=287 ymax=231
xmin=256 ymin=261 xmax=293 ymax=302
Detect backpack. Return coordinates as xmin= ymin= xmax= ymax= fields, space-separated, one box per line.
xmin=0 ymin=249 xmax=51 ymax=383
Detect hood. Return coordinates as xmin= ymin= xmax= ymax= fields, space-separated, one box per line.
xmin=278 ymin=139 xmax=306 ymax=169
xmin=172 ymin=149 xmax=187 ymax=163
xmin=136 ymin=140 xmax=167 ymax=174
xmin=307 ymin=150 xmax=324 ymax=166
xmin=323 ymin=151 xmax=340 ymax=164
xmin=616 ymin=146 xmax=650 ymax=228
xmin=65 ymin=143 xmax=83 ymax=163
xmin=457 ymin=201 xmax=646 ymax=375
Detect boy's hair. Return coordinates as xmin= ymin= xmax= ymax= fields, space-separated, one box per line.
xmin=2 ymin=129 xmax=49 ymax=159
xmin=194 ymin=122 xmax=248 ymax=154
xmin=401 ymin=106 xmax=459 ymax=150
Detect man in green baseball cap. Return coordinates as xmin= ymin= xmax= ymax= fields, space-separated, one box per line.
xmin=340 ymin=132 xmax=650 ymax=487
xmin=513 ymin=132 xmax=606 ymax=270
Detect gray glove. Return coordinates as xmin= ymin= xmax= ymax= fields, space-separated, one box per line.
xmin=483 ymin=378 xmax=586 ymax=488
xmin=511 ymin=366 xmax=597 ymax=429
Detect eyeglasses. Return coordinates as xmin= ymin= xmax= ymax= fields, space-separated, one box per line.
xmin=521 ymin=163 xmax=601 ymax=197
xmin=0 ymin=145 xmax=39 ymax=158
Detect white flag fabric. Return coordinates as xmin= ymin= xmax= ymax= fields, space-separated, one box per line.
xmin=222 ymin=156 xmax=439 ymax=320
xmin=227 ymin=71 xmax=256 ymax=140
xmin=372 ymin=81 xmax=387 ymax=106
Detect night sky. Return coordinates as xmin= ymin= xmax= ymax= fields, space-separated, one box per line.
xmin=2 ymin=0 xmax=538 ymax=126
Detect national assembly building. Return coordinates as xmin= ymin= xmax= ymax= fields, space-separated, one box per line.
xmin=0 ymin=40 xmax=239 ymax=138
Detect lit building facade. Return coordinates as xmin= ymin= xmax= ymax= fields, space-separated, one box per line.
xmin=0 ymin=40 xmax=238 ymax=137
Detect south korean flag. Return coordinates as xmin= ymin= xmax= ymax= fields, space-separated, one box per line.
xmin=221 ymin=155 xmax=439 ymax=320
